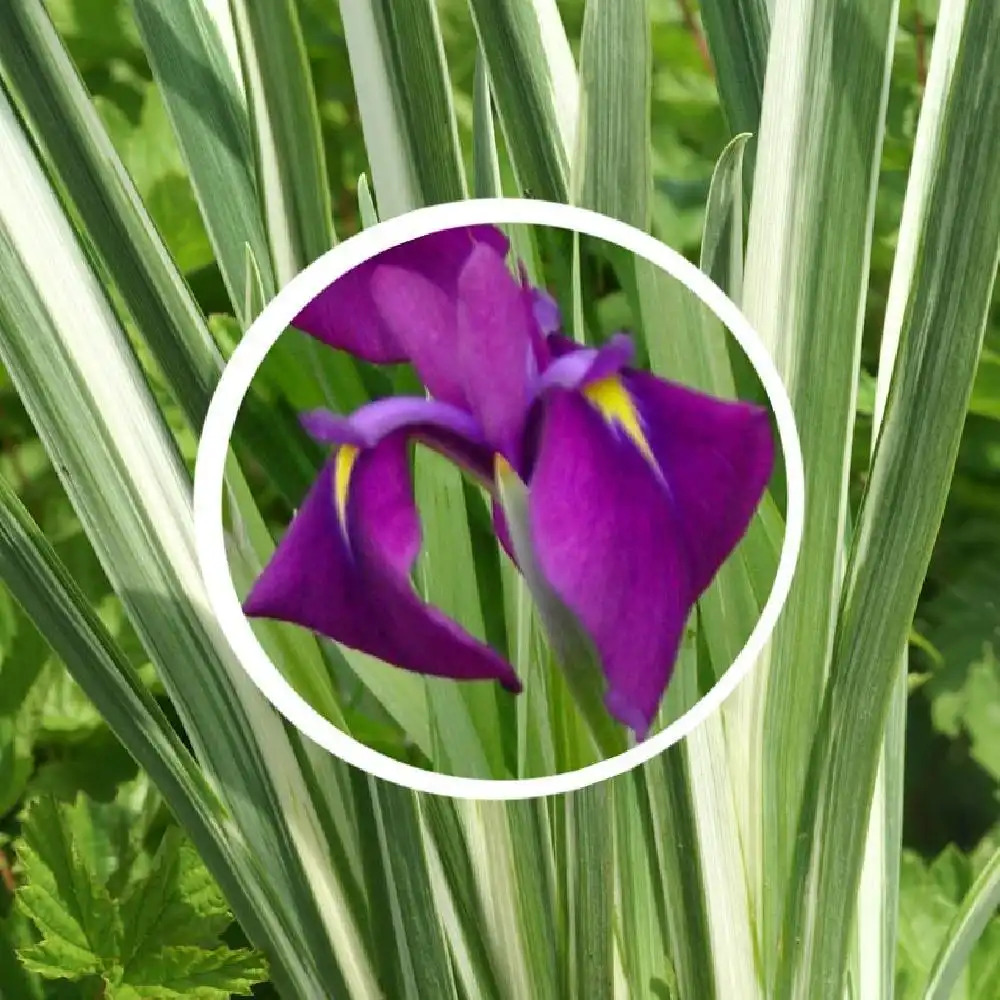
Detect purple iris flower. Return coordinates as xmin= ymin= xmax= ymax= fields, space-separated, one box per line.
xmin=243 ymin=225 xmax=774 ymax=738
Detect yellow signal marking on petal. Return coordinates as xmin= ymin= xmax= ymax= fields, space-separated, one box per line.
xmin=494 ymin=452 xmax=516 ymax=483
xmin=334 ymin=444 xmax=360 ymax=527
xmin=582 ymin=375 xmax=654 ymax=461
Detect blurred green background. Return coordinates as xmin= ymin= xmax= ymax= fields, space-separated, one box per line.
xmin=1 ymin=0 xmax=997 ymax=984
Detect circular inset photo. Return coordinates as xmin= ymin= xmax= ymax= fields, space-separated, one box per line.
xmin=195 ymin=201 xmax=801 ymax=795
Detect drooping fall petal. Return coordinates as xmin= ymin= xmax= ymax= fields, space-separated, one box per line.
xmin=526 ymin=389 xmax=695 ymax=736
xmin=244 ymin=435 xmax=521 ymax=691
xmin=625 ymin=372 xmax=775 ymax=595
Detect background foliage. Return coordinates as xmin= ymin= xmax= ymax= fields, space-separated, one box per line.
xmin=0 ymin=0 xmax=997 ymax=995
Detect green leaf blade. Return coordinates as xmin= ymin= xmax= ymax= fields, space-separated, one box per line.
xmin=575 ymin=0 xmax=651 ymax=229
xmin=339 ymin=0 xmax=467 ymax=215
xmin=777 ymin=0 xmax=1000 ymax=994
xmin=466 ymin=0 xmax=576 ymax=200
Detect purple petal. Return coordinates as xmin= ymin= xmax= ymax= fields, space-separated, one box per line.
xmin=456 ymin=243 xmax=536 ymax=465
xmin=535 ymin=333 xmax=634 ymax=394
xmin=300 ymin=397 xmax=494 ymax=483
xmin=292 ymin=225 xmax=509 ymax=365
xmin=527 ymin=390 xmax=694 ymax=736
xmin=546 ymin=332 xmax=578 ymax=358
xmin=531 ymin=288 xmax=562 ymax=336
xmin=244 ymin=438 xmax=521 ymax=691
xmin=518 ymin=266 xmax=552 ymax=372
xmin=369 ymin=265 xmax=466 ymax=407
xmin=626 ymin=372 xmax=775 ymax=596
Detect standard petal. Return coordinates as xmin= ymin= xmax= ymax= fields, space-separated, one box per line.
xmin=292 ymin=225 xmax=508 ymax=366
xmin=244 ymin=438 xmax=521 ymax=691
xmin=368 ymin=266 xmax=466 ymax=406
xmin=535 ymin=333 xmax=634 ymax=394
xmin=456 ymin=242 xmax=538 ymax=465
xmin=527 ymin=390 xmax=694 ymax=736
xmin=530 ymin=287 xmax=561 ymax=337
xmin=626 ymin=372 xmax=775 ymax=596
xmin=519 ymin=266 xmax=552 ymax=371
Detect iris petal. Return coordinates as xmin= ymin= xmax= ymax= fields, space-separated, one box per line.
xmin=527 ymin=389 xmax=694 ymax=736
xmin=531 ymin=288 xmax=562 ymax=337
xmin=625 ymin=372 xmax=775 ymax=596
xmin=244 ymin=436 xmax=521 ymax=691
xmin=368 ymin=266 xmax=466 ymax=407
xmin=535 ymin=333 xmax=634 ymax=395
xmin=300 ymin=397 xmax=494 ymax=484
xmin=292 ymin=225 xmax=508 ymax=366
xmin=456 ymin=243 xmax=536 ymax=466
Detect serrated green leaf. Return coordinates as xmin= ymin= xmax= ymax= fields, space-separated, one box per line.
xmin=63 ymin=776 xmax=158 ymax=894
xmin=117 ymin=944 xmax=266 ymax=999
xmin=0 ymin=474 xmax=310 ymax=996
xmin=16 ymin=938 xmax=102 ymax=980
xmin=0 ymin=912 xmax=45 ymax=1000
xmin=921 ymin=843 xmax=1000 ymax=1000
xmin=15 ymin=796 xmax=121 ymax=978
xmin=119 ymin=829 xmax=231 ymax=969
xmin=929 ymin=645 xmax=1000 ymax=783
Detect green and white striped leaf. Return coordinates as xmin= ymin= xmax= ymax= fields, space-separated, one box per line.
xmin=737 ymin=0 xmax=899 ymax=976
xmin=418 ymin=798 xmax=506 ymax=1000
xmin=575 ymin=0 xmax=651 ymax=229
xmin=130 ymin=0 xmax=275 ymax=324
xmin=466 ymin=0 xmax=576 ymax=200
xmin=339 ymin=1 xmax=511 ymax=770
xmin=456 ymin=801 xmax=554 ymax=998
xmin=699 ymin=0 xmax=770 ymax=139
xmin=473 ymin=49 xmax=503 ymax=199
xmin=921 ymin=845 xmax=1000 ymax=1000
xmin=350 ymin=779 xmax=457 ymax=999
xmin=0 ymin=0 xmax=217 ymax=428
xmin=563 ymin=787 xmax=614 ymax=998
xmin=776 ymin=1 xmax=1000 ymax=995
xmin=338 ymin=0 xmax=466 ymax=216
xmin=228 ymin=0 xmax=335 ymax=283
xmin=0 ymin=84 xmax=378 ymax=999
xmin=0 ymin=0 xmax=320 ymax=505
xmin=0 ymin=476 xmax=301 ymax=996
xmin=635 ymin=752 xmax=719 ymax=999
xmin=700 ymin=132 xmax=751 ymax=302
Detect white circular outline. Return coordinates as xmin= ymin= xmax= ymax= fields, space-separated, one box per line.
xmin=194 ymin=198 xmax=804 ymax=800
